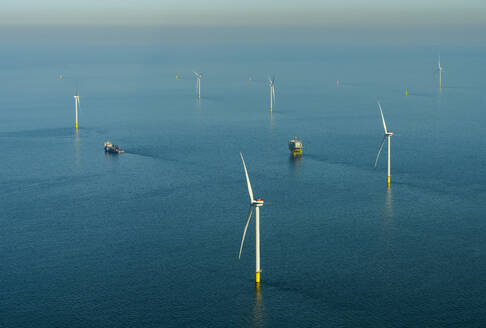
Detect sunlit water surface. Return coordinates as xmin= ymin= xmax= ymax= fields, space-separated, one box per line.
xmin=1 ymin=44 xmax=486 ymax=327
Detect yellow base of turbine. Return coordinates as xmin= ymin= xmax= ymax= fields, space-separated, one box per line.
xmin=405 ymin=90 xmax=408 ymax=96
xmin=270 ymin=107 xmax=272 ymax=113
xmin=255 ymin=271 xmax=261 ymax=283
xmin=75 ymin=124 xmax=78 ymax=130
xmin=387 ymin=176 xmax=390 ymax=187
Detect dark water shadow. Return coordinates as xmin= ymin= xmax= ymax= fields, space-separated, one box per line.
xmin=123 ymin=147 xmax=191 ymax=165
xmin=263 ymin=280 xmax=326 ymax=302
xmin=443 ymin=85 xmax=478 ymax=90
xmin=406 ymin=92 xmax=435 ymax=98
xmin=0 ymin=127 xmax=80 ymax=138
xmin=198 ymin=95 xmax=225 ymax=102
xmin=303 ymin=153 xmax=328 ymax=163
xmin=118 ymin=147 xmax=166 ymax=160
xmin=305 ymin=153 xmax=382 ymax=174
xmin=122 ymin=149 xmax=156 ymax=159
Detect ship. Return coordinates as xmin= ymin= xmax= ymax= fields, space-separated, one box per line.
xmin=288 ymin=137 xmax=303 ymax=157
xmin=104 ymin=141 xmax=125 ymax=154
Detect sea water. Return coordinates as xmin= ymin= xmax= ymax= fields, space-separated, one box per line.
xmin=1 ymin=43 xmax=486 ymax=327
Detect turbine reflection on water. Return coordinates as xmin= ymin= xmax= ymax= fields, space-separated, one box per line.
xmin=74 ymin=129 xmax=81 ymax=169
xmin=252 ymin=285 xmax=265 ymax=328
xmin=385 ymin=188 xmax=393 ymax=219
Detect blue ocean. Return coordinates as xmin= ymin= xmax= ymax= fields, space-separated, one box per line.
xmin=1 ymin=42 xmax=485 ymax=327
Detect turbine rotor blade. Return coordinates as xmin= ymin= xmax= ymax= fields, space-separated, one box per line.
xmin=374 ymin=136 xmax=386 ymax=168
xmin=238 ymin=206 xmax=254 ymax=259
xmin=240 ymin=153 xmax=254 ymax=202
xmin=377 ymin=102 xmax=388 ymax=134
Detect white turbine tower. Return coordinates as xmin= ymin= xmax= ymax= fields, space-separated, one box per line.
xmin=437 ymin=56 xmax=444 ymax=89
xmin=238 ymin=153 xmax=264 ymax=285
xmin=374 ymin=102 xmax=394 ymax=187
xmin=193 ymin=71 xmax=202 ymax=100
xmin=73 ymin=90 xmax=80 ymax=130
xmin=269 ymin=77 xmax=275 ymax=112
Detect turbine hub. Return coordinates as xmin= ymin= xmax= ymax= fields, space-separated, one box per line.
xmin=387 ymin=131 xmax=394 ymax=136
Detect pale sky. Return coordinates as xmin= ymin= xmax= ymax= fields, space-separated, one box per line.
xmin=1 ymin=0 xmax=486 ymax=26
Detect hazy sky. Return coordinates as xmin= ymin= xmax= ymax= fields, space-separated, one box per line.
xmin=1 ymin=1 xmax=485 ymax=46
xmin=2 ymin=0 xmax=486 ymax=26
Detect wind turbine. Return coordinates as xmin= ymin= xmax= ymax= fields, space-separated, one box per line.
xmin=268 ymin=77 xmax=275 ymax=112
xmin=193 ymin=71 xmax=202 ymax=100
xmin=437 ymin=56 xmax=445 ymax=89
xmin=238 ymin=153 xmax=265 ymax=285
xmin=73 ymin=89 xmax=80 ymax=130
xmin=374 ymin=102 xmax=394 ymax=187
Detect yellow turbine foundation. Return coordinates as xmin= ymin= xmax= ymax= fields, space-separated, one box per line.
xmin=255 ymin=271 xmax=261 ymax=283
xmin=75 ymin=123 xmax=78 ymax=130
xmin=387 ymin=176 xmax=390 ymax=187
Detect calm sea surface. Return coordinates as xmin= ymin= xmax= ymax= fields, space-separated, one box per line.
xmin=1 ymin=44 xmax=486 ymax=327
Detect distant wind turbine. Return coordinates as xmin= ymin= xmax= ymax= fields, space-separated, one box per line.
xmin=268 ymin=77 xmax=275 ymax=112
xmin=374 ymin=102 xmax=394 ymax=187
xmin=437 ymin=56 xmax=445 ymax=89
xmin=73 ymin=89 xmax=80 ymax=130
xmin=238 ymin=153 xmax=265 ymax=285
xmin=193 ymin=71 xmax=202 ymax=100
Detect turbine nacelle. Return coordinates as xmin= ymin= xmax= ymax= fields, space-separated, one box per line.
xmin=252 ymin=199 xmax=264 ymax=207
xmin=268 ymin=76 xmax=275 ymax=87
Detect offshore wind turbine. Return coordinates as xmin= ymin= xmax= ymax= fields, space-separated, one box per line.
xmin=193 ymin=71 xmax=202 ymax=100
xmin=238 ymin=153 xmax=265 ymax=285
xmin=374 ymin=102 xmax=394 ymax=187
xmin=73 ymin=89 xmax=80 ymax=130
xmin=437 ymin=56 xmax=445 ymax=89
xmin=268 ymin=77 xmax=275 ymax=112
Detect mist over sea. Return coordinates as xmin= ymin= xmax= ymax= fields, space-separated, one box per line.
xmin=1 ymin=41 xmax=485 ymax=327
